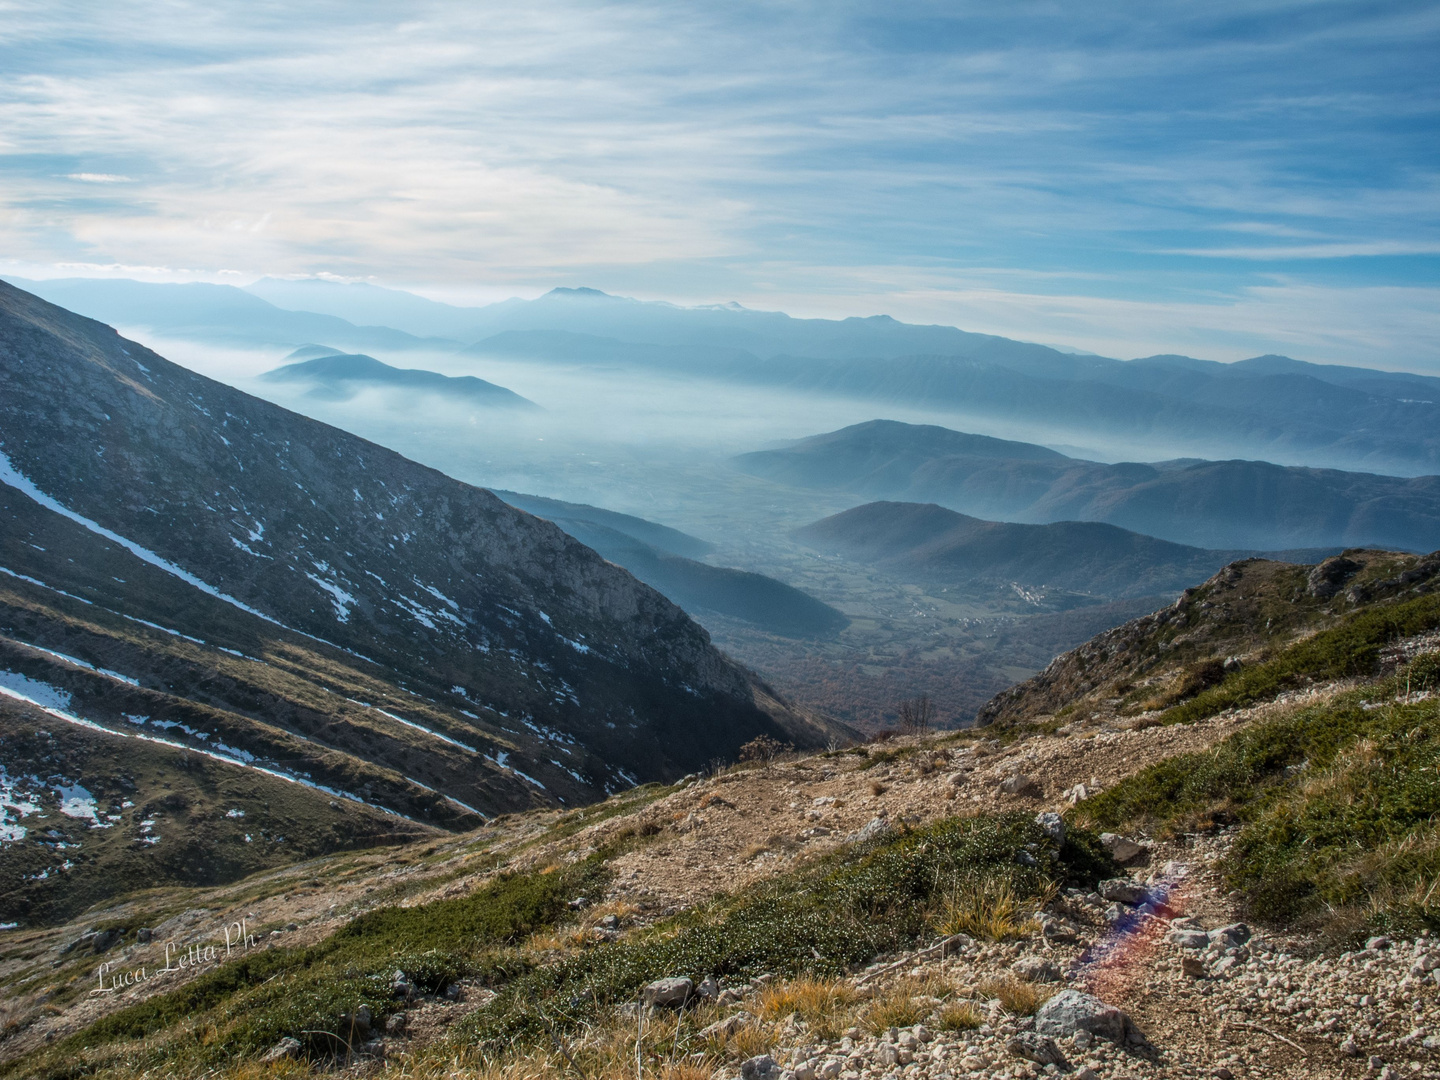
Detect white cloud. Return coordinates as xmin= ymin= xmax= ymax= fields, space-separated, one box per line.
xmin=0 ymin=1 xmax=1435 ymax=368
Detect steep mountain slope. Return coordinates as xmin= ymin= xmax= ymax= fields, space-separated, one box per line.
xmin=793 ymin=501 xmax=1286 ymax=600
xmin=260 ymin=353 xmax=537 ymax=409
xmin=0 ymin=280 xmax=836 ymax=834
xmin=0 ymin=684 xmax=436 ymax=925
xmin=739 ymin=420 xmax=1440 ymax=552
xmin=496 ymin=493 xmax=848 ymax=639
xmin=976 ymin=547 xmax=1440 ymax=729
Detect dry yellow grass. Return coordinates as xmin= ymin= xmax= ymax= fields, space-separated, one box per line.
xmin=862 ymin=989 xmax=927 ymax=1032
xmin=934 ymin=1001 xmax=984 ymax=1031
xmin=731 ymin=1017 xmax=773 ymax=1059
xmin=975 ymin=975 xmax=1053 ymax=1016
xmin=930 ymin=878 xmax=1043 ymax=941
xmin=757 ymin=977 xmax=863 ymax=1038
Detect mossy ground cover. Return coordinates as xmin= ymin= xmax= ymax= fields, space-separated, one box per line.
xmin=4 ymin=812 xmax=1116 ymax=1079
xmin=1080 ymin=651 xmax=1440 ymax=938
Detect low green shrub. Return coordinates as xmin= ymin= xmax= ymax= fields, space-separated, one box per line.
xmin=1163 ymin=593 xmax=1440 ymax=725
xmin=14 ymin=860 xmax=602 ymax=1078
xmin=1080 ymin=689 xmax=1440 ymax=938
xmin=460 ymin=813 xmax=1115 ymax=1050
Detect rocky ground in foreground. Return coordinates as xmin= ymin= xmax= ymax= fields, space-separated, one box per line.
xmin=2 ymin=671 xmax=1436 ymax=1080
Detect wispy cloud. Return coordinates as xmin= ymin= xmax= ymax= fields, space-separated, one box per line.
xmin=0 ymin=0 xmax=1436 ymax=366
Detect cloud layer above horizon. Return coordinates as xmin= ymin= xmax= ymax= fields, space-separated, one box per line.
xmin=1 ymin=1 xmax=1437 ymax=368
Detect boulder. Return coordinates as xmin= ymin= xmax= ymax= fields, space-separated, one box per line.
xmin=641 ymin=977 xmax=694 ymax=1009
xmin=1000 ymin=773 xmax=1041 ymax=797
xmin=1034 ymin=812 xmax=1065 ymax=845
xmin=391 ymin=969 xmax=414 ymax=999
xmin=1006 ymin=1032 xmax=1068 ymax=1066
xmin=1165 ymin=929 xmax=1210 ymax=950
xmin=261 ymin=1036 xmax=302 ymax=1063
xmin=852 ymin=817 xmax=894 ymax=843
xmin=1098 ymin=833 xmax=1149 ymax=866
xmin=338 ymin=1006 xmax=372 ymax=1036
xmin=1011 ymin=955 xmax=1062 ymax=983
xmin=1098 ymin=878 xmax=1149 ymax=906
xmin=1207 ymin=923 xmax=1251 ymax=948
xmin=700 ymin=1011 xmax=750 ymax=1041
xmin=1034 ymin=990 xmax=1133 ymax=1043
xmin=1307 ymin=555 xmax=1361 ymax=599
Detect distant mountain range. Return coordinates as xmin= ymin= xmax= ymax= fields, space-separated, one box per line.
xmin=793 ymin=501 xmax=1330 ymax=601
xmin=9 ymin=277 xmax=1439 ymax=474
xmin=741 ymin=420 xmax=1440 ymax=553
xmin=0 ymin=280 xmax=849 ymax=919
xmin=496 ymin=492 xmax=848 ymax=638
xmin=262 ymin=350 xmax=537 ymax=409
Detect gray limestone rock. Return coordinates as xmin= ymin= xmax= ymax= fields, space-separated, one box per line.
xmin=1098 ymin=878 xmax=1149 ymax=906
xmin=1034 ymin=990 xmax=1134 ymax=1044
xmin=641 ymin=977 xmax=694 ymax=1009
xmin=1006 ymin=1032 xmax=1068 ymax=1066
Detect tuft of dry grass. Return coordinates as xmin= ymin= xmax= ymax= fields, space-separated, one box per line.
xmin=976 ymin=975 xmax=1053 ymax=1016
xmin=757 ymin=977 xmax=863 ymax=1038
xmin=934 ymin=1001 xmax=984 ymax=1032
xmin=730 ymin=1018 xmax=773 ymax=1059
xmin=930 ymin=878 xmax=1042 ymax=941
xmin=862 ymin=990 xmax=927 ymax=1033
xmin=869 ymin=780 xmax=888 ymax=796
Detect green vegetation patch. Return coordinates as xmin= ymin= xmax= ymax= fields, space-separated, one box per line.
xmin=1161 ymin=592 xmax=1440 ymax=725
xmin=1081 ymin=653 xmax=1440 ymax=937
xmin=6 ymin=813 xmax=1115 ymax=1077
xmin=460 ymin=812 xmax=1115 ymax=1050
xmin=8 ymin=860 xmax=603 ymax=1080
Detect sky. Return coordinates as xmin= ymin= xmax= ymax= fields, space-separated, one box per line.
xmin=1 ymin=1 xmax=1438 ymax=368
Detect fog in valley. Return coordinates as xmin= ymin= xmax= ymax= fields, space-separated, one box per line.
xmin=117 ymin=330 xmax=1248 ymax=730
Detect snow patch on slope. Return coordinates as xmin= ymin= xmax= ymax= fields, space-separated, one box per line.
xmin=0 ymin=450 xmax=280 ymax=628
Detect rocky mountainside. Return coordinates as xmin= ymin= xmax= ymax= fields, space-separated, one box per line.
xmin=739 ymin=420 xmax=1440 ymax=552
xmin=0 ymin=280 xmax=843 ymax=920
xmin=977 ymin=548 xmax=1440 ymax=729
xmin=791 ymin=501 xmax=1314 ymax=601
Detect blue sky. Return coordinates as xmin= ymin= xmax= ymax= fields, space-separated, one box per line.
xmin=1 ymin=1 xmax=1437 ymax=367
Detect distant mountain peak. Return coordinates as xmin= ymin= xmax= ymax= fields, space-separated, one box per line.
xmin=545 ymin=286 xmax=616 ymax=299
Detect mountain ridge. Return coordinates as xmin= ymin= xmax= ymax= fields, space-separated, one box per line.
xmin=742 ymin=420 xmax=1440 ymax=552
xmin=260 ymin=353 xmax=537 ymax=409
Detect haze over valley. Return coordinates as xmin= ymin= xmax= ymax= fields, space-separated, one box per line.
xmin=7 ymin=276 xmax=1435 ymax=731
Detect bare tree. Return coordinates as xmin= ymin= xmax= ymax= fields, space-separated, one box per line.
xmin=897 ymin=694 xmax=934 ymax=736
